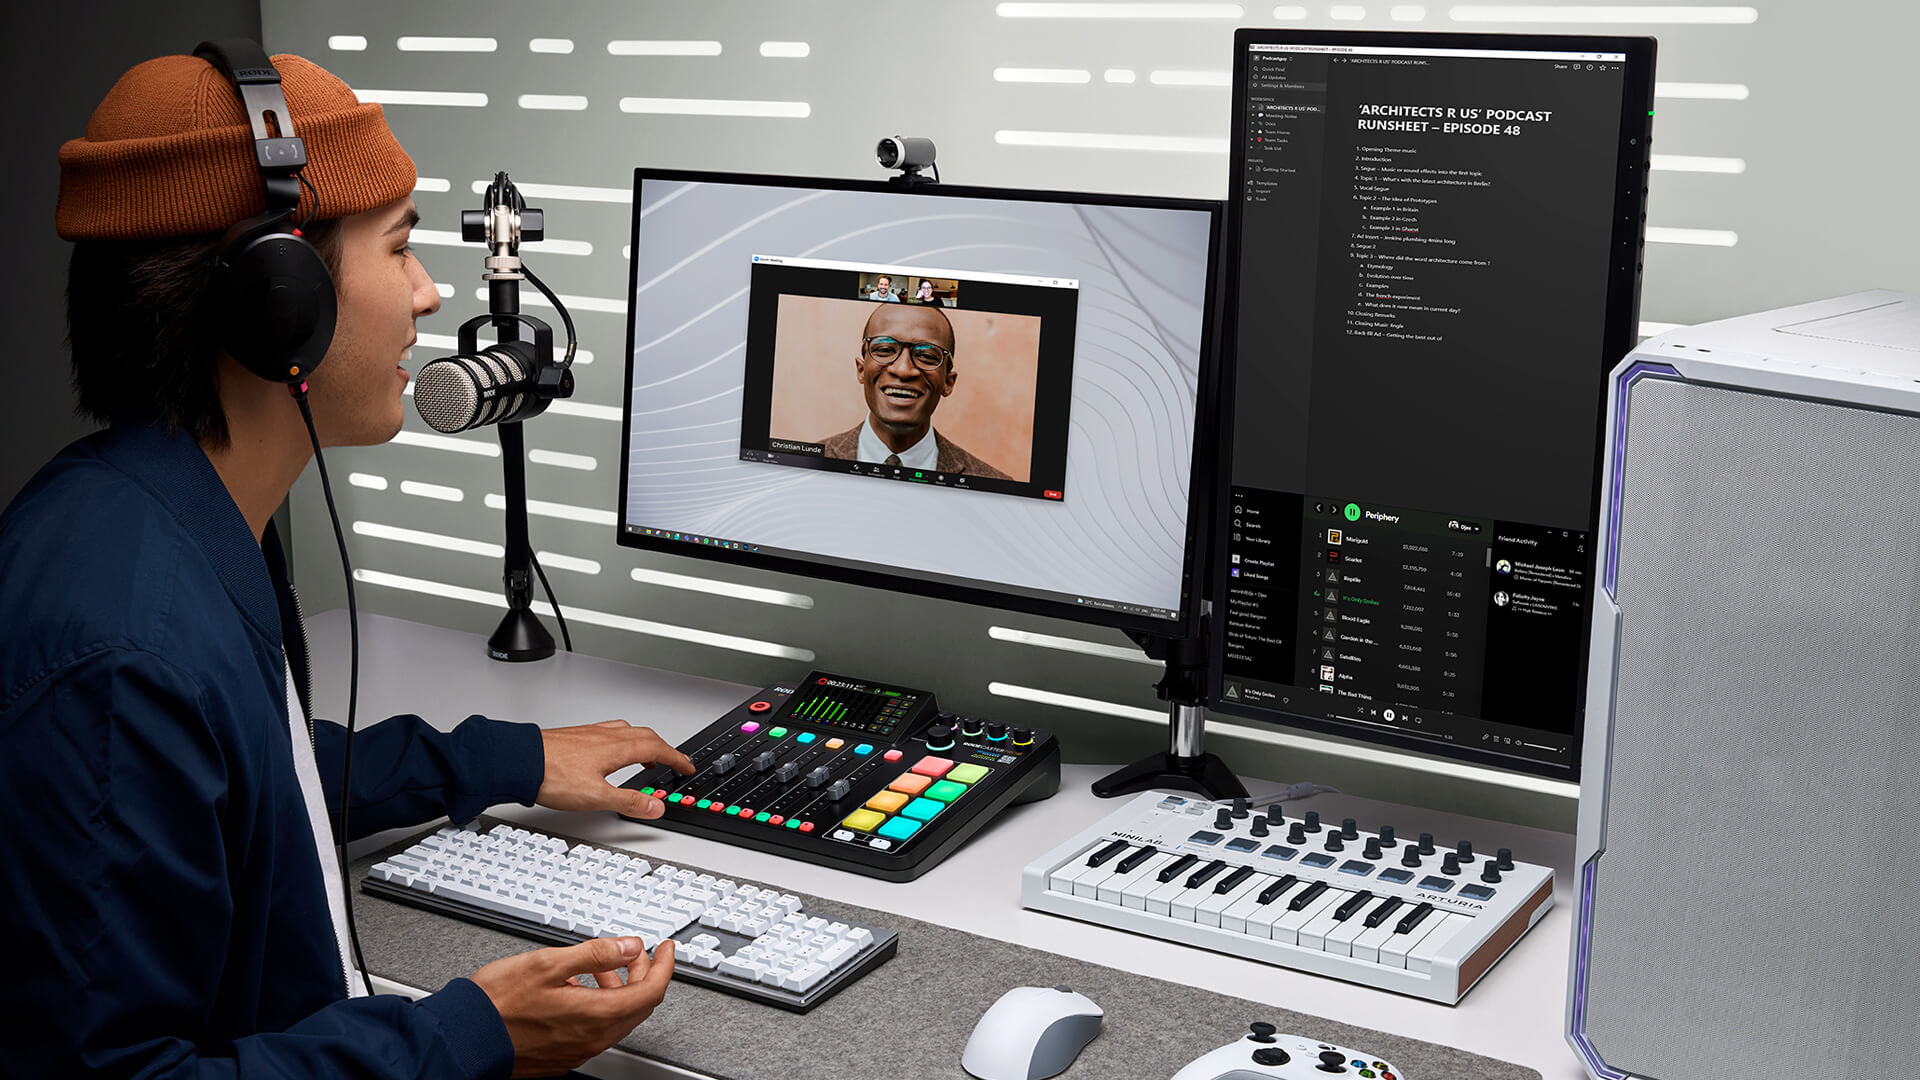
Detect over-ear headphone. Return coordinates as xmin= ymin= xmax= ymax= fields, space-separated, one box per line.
xmin=195 ymin=39 xmax=336 ymax=385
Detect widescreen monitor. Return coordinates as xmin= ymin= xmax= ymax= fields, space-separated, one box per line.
xmin=618 ymin=170 xmax=1223 ymax=634
xmin=1210 ymin=30 xmax=1656 ymax=781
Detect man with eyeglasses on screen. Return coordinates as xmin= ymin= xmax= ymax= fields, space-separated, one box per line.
xmin=819 ymin=303 xmax=1011 ymax=479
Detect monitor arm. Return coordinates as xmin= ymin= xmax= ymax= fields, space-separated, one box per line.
xmin=1090 ymin=624 xmax=1248 ymax=800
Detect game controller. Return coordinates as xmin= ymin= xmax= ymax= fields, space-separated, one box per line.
xmin=1168 ymin=1024 xmax=1401 ymax=1080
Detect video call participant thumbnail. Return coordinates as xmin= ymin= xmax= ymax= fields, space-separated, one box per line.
xmin=819 ymin=304 xmax=1013 ymax=479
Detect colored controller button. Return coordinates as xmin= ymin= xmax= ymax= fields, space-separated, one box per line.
xmin=768 ymin=727 xmax=788 ymax=738
xmin=740 ymin=721 xmax=760 ymax=733
xmin=887 ymin=773 xmax=933 ymax=795
xmin=676 ymin=795 xmax=694 ymax=805
xmin=735 ymin=807 xmax=754 ymax=818
xmin=853 ymin=743 xmax=873 ymax=755
xmin=842 ymin=809 xmax=886 ymax=832
xmin=910 ymin=756 xmax=954 ymax=778
xmin=946 ymin=763 xmax=990 ymax=784
xmin=754 ymin=812 xmax=771 ymax=822
xmin=882 ymin=749 xmax=904 ymax=762
xmin=877 ymin=816 xmax=922 ymax=841
xmin=899 ymin=797 xmax=945 ymax=822
xmin=797 ymin=732 xmax=816 ymax=744
xmin=696 ymin=798 xmax=712 ymax=809
xmin=924 ymin=779 xmax=968 ymax=802
xmin=798 ymin=821 xmax=814 ymax=833
xmin=825 ymin=738 xmax=845 ymax=750
xmin=866 ymin=791 xmax=910 ymax=813
xmin=769 ymin=815 xmax=785 ymax=825
xmin=639 ymin=787 xmax=655 ymax=796
xmin=784 ymin=818 xmax=801 ymax=829
xmin=707 ymin=801 xmax=726 ymax=812
xmin=747 ymin=701 xmax=772 ymax=713
xmin=725 ymin=804 xmax=742 ymax=815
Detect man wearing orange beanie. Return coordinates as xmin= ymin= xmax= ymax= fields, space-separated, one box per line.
xmin=0 ymin=45 xmax=694 ymax=1078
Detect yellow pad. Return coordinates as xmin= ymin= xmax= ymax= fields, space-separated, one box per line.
xmin=841 ymin=809 xmax=887 ymax=832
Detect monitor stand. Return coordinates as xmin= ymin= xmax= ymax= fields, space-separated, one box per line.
xmin=1091 ymin=630 xmax=1247 ymax=801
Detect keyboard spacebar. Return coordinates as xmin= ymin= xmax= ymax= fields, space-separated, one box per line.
xmin=432 ymin=881 xmax=553 ymax=926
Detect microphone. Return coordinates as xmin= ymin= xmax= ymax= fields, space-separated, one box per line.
xmin=414 ymin=340 xmax=545 ymax=433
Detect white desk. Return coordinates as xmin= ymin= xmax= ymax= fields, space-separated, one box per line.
xmin=314 ymin=612 xmax=1586 ymax=1080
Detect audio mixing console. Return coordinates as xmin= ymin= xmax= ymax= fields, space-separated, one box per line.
xmin=621 ymin=672 xmax=1061 ymax=880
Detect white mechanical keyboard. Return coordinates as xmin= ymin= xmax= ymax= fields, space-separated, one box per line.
xmin=360 ymin=821 xmax=897 ymax=1011
xmin=1022 ymin=792 xmax=1553 ymax=1004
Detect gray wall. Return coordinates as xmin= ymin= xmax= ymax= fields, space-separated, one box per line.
xmin=0 ymin=0 xmax=262 ymax=507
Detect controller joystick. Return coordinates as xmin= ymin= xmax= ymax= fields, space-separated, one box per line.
xmin=1167 ymin=1031 xmax=1398 ymax=1080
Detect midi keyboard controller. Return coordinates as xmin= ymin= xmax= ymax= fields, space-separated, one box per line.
xmin=1024 ymin=791 xmax=1554 ymax=1003
xmin=622 ymin=671 xmax=1061 ymax=881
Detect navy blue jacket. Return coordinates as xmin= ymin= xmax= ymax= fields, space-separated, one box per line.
xmin=0 ymin=422 xmax=546 ymax=1078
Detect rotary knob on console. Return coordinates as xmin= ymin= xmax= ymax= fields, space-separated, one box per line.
xmin=925 ymin=724 xmax=956 ymax=751
xmin=1010 ymin=727 xmax=1034 ymax=746
xmin=1250 ymin=818 xmax=1269 ymax=838
xmin=1232 ymin=797 xmax=1251 ymax=819
xmin=1481 ymin=860 xmax=1503 ymax=884
xmin=1324 ymin=833 xmax=1344 ymax=853
xmin=1341 ymin=817 xmax=1359 ymax=840
xmin=806 ymin=766 xmax=832 ymax=788
xmin=959 ymin=716 xmax=985 ymax=737
xmin=826 ymin=779 xmax=851 ymax=800
xmin=1497 ymin=847 xmax=1515 ymax=871
xmin=1442 ymin=852 xmax=1462 ymax=876
xmin=710 ymin=753 xmax=738 ymax=774
xmin=986 ymin=722 xmax=1009 ymax=741
xmin=1418 ymin=832 xmax=1436 ymax=855
xmin=1363 ymin=837 xmax=1382 ymax=860
xmin=1215 ymin=808 xmax=1234 ymax=831
xmin=1456 ymin=840 xmax=1476 ymax=864
xmin=1401 ymin=844 xmax=1422 ymax=868
xmin=1378 ymin=824 xmax=1397 ymax=848
xmin=774 ymin=762 xmax=799 ymax=783
xmin=753 ymin=751 xmax=779 ymax=772
xmin=1288 ymin=823 xmax=1307 ymax=845
xmin=1303 ymin=811 xmax=1321 ymax=833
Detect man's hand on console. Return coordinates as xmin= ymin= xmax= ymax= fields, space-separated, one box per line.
xmin=537 ymin=719 xmax=696 ymax=819
xmin=472 ymin=935 xmax=676 ymax=1078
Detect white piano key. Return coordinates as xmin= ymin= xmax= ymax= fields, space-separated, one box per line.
xmin=1379 ymin=911 xmax=1448 ymax=968
xmin=1095 ymin=850 xmax=1163 ymax=905
xmin=1118 ymin=853 xmax=1179 ymax=910
xmin=1324 ymin=910 xmax=1374 ymax=956
xmin=1072 ymin=853 xmax=1129 ymax=899
xmin=1407 ymin=912 xmax=1473 ymax=975
xmin=1298 ymin=896 xmax=1355 ymax=950
xmin=1218 ymin=875 xmax=1283 ymax=933
xmin=1195 ymin=873 xmax=1266 ymax=928
xmin=1271 ymin=887 xmax=1345 ymax=946
xmin=1143 ymin=874 xmax=1193 ymax=916
xmin=1049 ymin=843 xmax=1110 ymax=893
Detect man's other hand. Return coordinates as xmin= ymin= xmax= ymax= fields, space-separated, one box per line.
xmin=472 ymin=937 xmax=676 ymax=1078
xmin=537 ymin=719 xmax=696 ymax=819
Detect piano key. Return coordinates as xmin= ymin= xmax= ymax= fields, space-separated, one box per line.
xmin=1350 ymin=917 xmax=1403 ymax=963
xmin=1287 ymin=881 xmax=1330 ymax=911
xmin=1184 ymin=859 xmax=1228 ymax=890
xmin=1407 ymin=912 xmax=1473 ymax=975
xmin=1324 ymin=910 xmax=1373 ymax=956
xmin=1332 ymin=890 xmax=1376 ymax=922
xmin=1097 ymin=849 xmax=1168 ymax=905
xmin=1271 ymin=885 xmax=1346 ymax=945
xmin=1245 ymin=879 xmax=1312 ymax=939
xmin=1155 ymin=854 xmax=1200 ymax=883
xmin=1118 ymin=853 xmax=1180 ymax=909
xmin=1050 ymin=843 xmax=1114 ymax=893
xmin=1195 ymin=871 xmax=1267 ymax=928
xmin=1213 ymin=865 xmax=1257 ymax=895
xmin=1257 ymin=875 xmax=1301 ymax=905
xmin=1395 ymin=902 xmax=1436 ymax=935
xmin=1379 ymin=910 xmax=1448 ymax=968
xmin=1085 ymin=838 xmax=1131 ymax=868
xmin=1114 ymin=845 xmax=1159 ymax=874
xmin=1144 ymin=874 xmax=1193 ymax=917
xmin=1219 ymin=874 xmax=1283 ymax=933
xmin=1299 ymin=894 xmax=1358 ymax=950
xmin=1362 ymin=897 xmax=1405 ymax=929
xmin=1072 ymin=855 xmax=1128 ymax=899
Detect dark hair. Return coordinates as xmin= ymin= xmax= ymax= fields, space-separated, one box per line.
xmin=66 ymin=218 xmax=345 ymax=449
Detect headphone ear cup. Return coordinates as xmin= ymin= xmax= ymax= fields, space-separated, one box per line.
xmin=210 ymin=214 xmax=338 ymax=384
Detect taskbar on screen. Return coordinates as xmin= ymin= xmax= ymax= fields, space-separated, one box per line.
xmin=622 ymin=525 xmax=1176 ymax=623
xmin=1217 ymin=675 xmax=1575 ymax=770
xmin=744 ymin=445 xmax=1063 ymax=502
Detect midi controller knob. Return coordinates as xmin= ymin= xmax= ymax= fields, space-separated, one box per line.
xmin=1324 ymin=833 xmax=1344 ymax=852
xmin=775 ymin=762 xmax=800 ymax=783
xmin=1215 ymin=808 xmax=1235 ymax=830
xmin=1418 ymin=832 xmax=1435 ymax=855
xmin=1456 ymin=840 xmax=1475 ymax=863
xmin=1232 ymin=798 xmax=1251 ymax=819
xmin=1304 ymin=811 xmax=1322 ymax=833
xmin=1250 ymin=818 xmax=1269 ymax=838
xmin=1442 ymin=852 xmax=1462 ymax=876
xmin=1010 ymin=727 xmax=1034 ymax=746
xmin=959 ymin=716 xmax=985 ymax=737
xmin=1264 ymin=806 xmax=1284 ymax=828
xmin=1340 ymin=817 xmax=1359 ymax=840
xmin=1288 ymin=823 xmax=1307 ymax=845
xmin=711 ymin=753 xmax=738 ymax=774
xmin=754 ymin=751 xmax=779 ymax=772
xmin=826 ymin=779 xmax=851 ymax=800
xmin=1401 ymin=845 xmax=1422 ymax=868
xmin=1378 ymin=824 xmax=1397 ymax=847
xmin=806 ymin=766 xmax=832 ymax=788
xmin=925 ymin=724 xmax=956 ymax=751
xmin=1363 ymin=837 xmax=1382 ymax=860
xmin=986 ymin=722 xmax=1009 ymax=741
xmin=1496 ymin=847 xmax=1514 ymax=871
xmin=1481 ymin=860 xmax=1503 ymax=884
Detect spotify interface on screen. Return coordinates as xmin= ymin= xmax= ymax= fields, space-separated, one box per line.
xmin=1217 ymin=41 xmax=1634 ymax=772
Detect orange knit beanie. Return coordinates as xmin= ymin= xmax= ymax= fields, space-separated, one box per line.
xmin=57 ymin=52 xmax=416 ymax=241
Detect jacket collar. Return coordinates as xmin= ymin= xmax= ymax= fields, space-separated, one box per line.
xmin=99 ymin=421 xmax=282 ymax=648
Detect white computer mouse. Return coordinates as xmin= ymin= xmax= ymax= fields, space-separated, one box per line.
xmin=961 ymin=984 xmax=1104 ymax=1080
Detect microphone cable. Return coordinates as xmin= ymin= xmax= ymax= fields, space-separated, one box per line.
xmin=517 ymin=259 xmax=575 ymax=652
xmin=290 ymin=382 xmax=377 ymax=1000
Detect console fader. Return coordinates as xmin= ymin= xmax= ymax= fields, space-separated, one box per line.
xmin=621 ymin=672 xmax=1061 ymax=881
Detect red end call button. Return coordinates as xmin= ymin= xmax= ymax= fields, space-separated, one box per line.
xmin=1044 ymin=489 xmax=1063 ymax=500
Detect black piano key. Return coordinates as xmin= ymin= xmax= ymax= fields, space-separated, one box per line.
xmin=1394 ymin=901 xmax=1435 ymax=934
xmin=1115 ymin=845 xmax=1159 ymax=874
xmin=1157 ymin=854 xmax=1199 ymax=883
xmin=1257 ymin=875 xmax=1300 ymax=904
xmin=1332 ymin=890 xmax=1376 ymax=921
xmin=1214 ymin=865 xmax=1257 ymax=894
xmin=1362 ymin=897 xmax=1405 ymax=928
xmin=1086 ymin=839 xmax=1130 ymax=868
xmin=1185 ymin=859 xmax=1228 ymax=889
xmin=1287 ymin=881 xmax=1330 ymax=911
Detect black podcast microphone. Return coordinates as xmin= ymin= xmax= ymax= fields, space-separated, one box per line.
xmin=412 ymin=172 xmax=576 ymax=433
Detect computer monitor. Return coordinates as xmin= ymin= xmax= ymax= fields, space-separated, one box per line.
xmin=1209 ymin=30 xmax=1656 ymax=782
xmin=618 ymin=170 xmax=1223 ymax=635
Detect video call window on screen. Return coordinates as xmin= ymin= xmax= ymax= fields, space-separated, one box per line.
xmin=737 ymin=255 xmax=1081 ymax=502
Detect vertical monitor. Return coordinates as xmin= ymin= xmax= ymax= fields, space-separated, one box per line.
xmin=618 ymin=171 xmax=1222 ymax=633
xmin=1211 ymin=31 xmax=1655 ymax=780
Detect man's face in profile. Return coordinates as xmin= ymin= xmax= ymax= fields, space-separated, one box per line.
xmin=858 ymin=304 xmax=956 ymax=438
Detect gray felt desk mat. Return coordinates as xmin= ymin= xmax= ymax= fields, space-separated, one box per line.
xmin=353 ymin=817 xmax=1540 ymax=1080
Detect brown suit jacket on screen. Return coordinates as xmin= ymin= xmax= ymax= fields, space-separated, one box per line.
xmin=818 ymin=422 xmax=1013 ymax=480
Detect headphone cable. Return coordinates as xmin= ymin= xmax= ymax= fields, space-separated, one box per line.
xmin=290 ymin=383 xmax=376 ymax=1000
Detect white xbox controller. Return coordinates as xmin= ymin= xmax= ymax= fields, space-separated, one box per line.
xmin=1168 ymin=1025 xmax=1402 ymax=1080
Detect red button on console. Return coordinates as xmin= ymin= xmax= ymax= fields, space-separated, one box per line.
xmin=736 ymin=807 xmax=754 ymax=817
xmin=798 ymin=822 xmax=815 ymax=833
xmin=748 ymin=700 xmax=772 ymax=713
xmin=882 ymin=749 xmax=904 ymax=762
xmin=911 ymin=755 xmax=955 ymax=778
xmin=708 ymin=802 xmax=727 ymax=813
xmin=769 ymin=815 xmax=785 ymax=826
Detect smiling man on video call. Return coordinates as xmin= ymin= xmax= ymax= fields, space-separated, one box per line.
xmin=0 ymin=43 xmax=698 ymax=1080
xmin=819 ymin=302 xmax=1012 ymax=479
